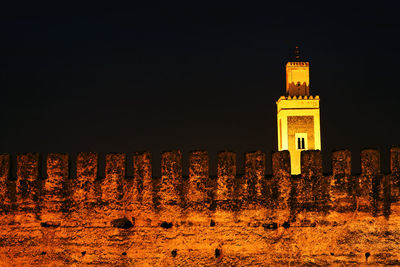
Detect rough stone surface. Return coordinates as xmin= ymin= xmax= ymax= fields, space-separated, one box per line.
xmin=103 ymin=153 xmax=126 ymax=203
xmin=272 ymin=150 xmax=291 ymax=177
xmin=160 ymin=151 xmax=182 ymax=208
xmin=360 ymin=149 xmax=381 ymax=214
xmin=296 ymin=150 xmax=328 ymax=213
xmin=391 ymin=147 xmax=400 ymax=174
xmin=131 ymin=152 xmax=152 ymax=207
xmin=391 ymin=147 xmax=400 ymax=202
xmin=331 ymin=150 xmax=354 ymax=212
xmin=332 ymin=149 xmax=351 ymax=187
xmin=44 ymin=153 xmax=69 ymax=212
xmin=46 ymin=153 xmax=68 ymax=195
xmin=0 ymin=154 xmax=10 ymax=206
xmin=75 ymin=152 xmax=98 ymax=204
xmin=188 ymin=151 xmax=209 ymax=207
xmin=16 ymin=153 xmax=40 ymax=206
xmin=0 ymin=150 xmax=400 ymax=265
xmin=244 ymin=151 xmax=265 ymax=203
xmin=216 ymin=151 xmax=236 ymax=206
xmin=361 ymin=149 xmax=380 ymax=176
xmin=0 ymin=154 xmax=10 ymax=182
xmin=271 ymin=151 xmax=291 ymax=212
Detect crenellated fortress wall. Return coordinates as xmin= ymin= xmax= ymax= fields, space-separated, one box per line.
xmin=0 ymin=148 xmax=400 ymax=265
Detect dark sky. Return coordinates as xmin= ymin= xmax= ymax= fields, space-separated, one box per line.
xmin=1 ymin=2 xmax=399 ymax=175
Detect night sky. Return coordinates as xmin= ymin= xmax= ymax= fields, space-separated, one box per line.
xmin=1 ymin=2 xmax=399 ymax=175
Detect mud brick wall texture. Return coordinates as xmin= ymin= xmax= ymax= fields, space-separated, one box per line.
xmin=1 ymin=148 xmax=400 ymax=265
xmin=0 ymin=154 xmax=10 ymax=205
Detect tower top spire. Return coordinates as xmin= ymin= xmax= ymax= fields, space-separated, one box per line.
xmin=294 ymin=45 xmax=300 ymax=61
xmin=285 ymin=46 xmax=310 ymax=96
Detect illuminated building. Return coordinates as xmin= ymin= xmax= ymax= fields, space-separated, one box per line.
xmin=276 ymin=50 xmax=321 ymax=174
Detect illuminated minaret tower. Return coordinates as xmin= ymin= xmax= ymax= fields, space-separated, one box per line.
xmin=276 ymin=47 xmax=321 ymax=174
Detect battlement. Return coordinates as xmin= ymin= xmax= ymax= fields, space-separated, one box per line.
xmin=276 ymin=95 xmax=320 ymax=113
xmin=286 ymin=62 xmax=309 ymax=67
xmin=1 ymin=147 xmax=399 ymax=215
xmin=1 ymin=148 xmax=400 ymax=265
xmin=277 ymin=95 xmax=319 ymax=101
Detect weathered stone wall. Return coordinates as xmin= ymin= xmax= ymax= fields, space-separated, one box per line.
xmin=244 ymin=150 xmax=265 ymax=204
xmin=0 ymin=154 xmax=10 ymax=206
xmin=16 ymin=153 xmax=40 ymax=209
xmin=75 ymin=152 xmax=98 ymax=204
xmin=0 ymin=148 xmax=400 ymax=266
xmin=44 ymin=153 xmax=69 ymax=213
xmin=188 ymin=151 xmax=210 ymax=208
